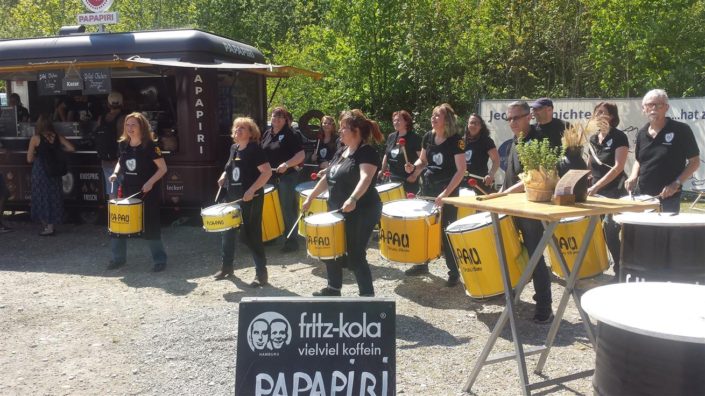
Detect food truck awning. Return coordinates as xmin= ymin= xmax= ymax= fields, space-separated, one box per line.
xmin=125 ymin=56 xmax=323 ymax=80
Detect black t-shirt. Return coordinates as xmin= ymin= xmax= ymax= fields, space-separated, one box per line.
xmin=314 ymin=137 xmax=337 ymax=165
xmin=421 ymin=131 xmax=465 ymax=186
xmin=384 ymin=130 xmax=421 ymax=179
xmin=16 ymin=105 xmax=30 ymax=122
xmin=635 ymin=118 xmax=700 ymax=196
xmin=224 ymin=142 xmax=268 ymax=200
xmin=502 ymin=125 xmax=546 ymax=190
xmin=326 ymin=144 xmax=381 ymax=209
xmin=464 ymin=133 xmax=496 ymax=176
xmin=261 ymin=125 xmax=303 ymax=175
xmin=536 ymin=118 xmax=569 ymax=149
xmin=589 ymin=127 xmax=629 ymax=196
xmin=119 ymin=140 xmax=162 ymax=193
xmin=94 ymin=111 xmax=124 ymax=160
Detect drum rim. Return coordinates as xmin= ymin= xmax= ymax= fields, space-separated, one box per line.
xmin=303 ymin=212 xmax=345 ymax=225
xmin=445 ymin=213 xmax=508 ymax=233
xmin=299 ymin=188 xmax=329 ymax=199
xmin=381 ymin=199 xmax=437 ymax=218
xmin=201 ymin=203 xmax=241 ymax=215
xmin=109 ymin=198 xmax=143 ymax=205
xmin=375 ymin=182 xmax=403 ymax=192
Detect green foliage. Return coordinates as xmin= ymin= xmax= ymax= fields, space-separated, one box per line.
xmin=516 ymin=136 xmax=563 ymax=173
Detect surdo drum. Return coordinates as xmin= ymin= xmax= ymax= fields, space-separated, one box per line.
xmin=261 ymin=184 xmax=285 ymax=242
xmin=201 ymin=203 xmax=242 ymax=232
xmin=547 ymin=216 xmax=609 ymax=280
xmin=445 ymin=212 xmax=527 ymax=298
xmin=297 ymin=185 xmax=329 ymax=236
xmin=375 ymin=182 xmax=405 ymax=203
xmin=455 ymin=187 xmax=477 ymax=218
xmin=108 ymin=198 xmax=144 ymax=237
xmin=379 ymin=199 xmax=441 ymax=264
xmin=303 ymin=211 xmax=346 ymax=259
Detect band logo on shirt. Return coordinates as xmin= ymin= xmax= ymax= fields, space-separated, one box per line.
xmin=126 ymin=159 xmax=136 ymax=172
xmin=465 ymin=150 xmax=473 ymax=163
xmin=432 ymin=153 xmax=443 ymax=166
xmin=231 ymin=167 xmax=241 ymax=182
xmin=664 ymin=132 xmax=674 ymax=144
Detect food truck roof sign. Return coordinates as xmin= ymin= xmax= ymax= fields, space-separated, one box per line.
xmin=79 ymin=0 xmax=117 ymax=26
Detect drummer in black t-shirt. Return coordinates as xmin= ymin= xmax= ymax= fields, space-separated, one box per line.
xmin=463 ymin=113 xmax=499 ymax=193
xmin=108 ymin=112 xmax=167 ymax=272
xmin=586 ymin=102 xmax=629 ymax=277
xmin=215 ymin=117 xmax=272 ymax=286
xmin=403 ymin=103 xmax=467 ymax=286
xmin=302 ymin=109 xmax=383 ymax=297
xmin=626 ymin=89 xmax=700 ymax=213
xmin=380 ymin=110 xmax=422 ymax=194
xmin=310 ymin=116 xmax=338 ymax=170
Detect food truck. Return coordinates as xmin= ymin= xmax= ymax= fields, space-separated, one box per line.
xmin=0 ymin=28 xmax=320 ymax=220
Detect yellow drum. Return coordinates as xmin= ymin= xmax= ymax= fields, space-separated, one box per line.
xmin=108 ymin=198 xmax=143 ymax=237
xmin=547 ymin=216 xmax=609 ymax=279
xmin=261 ymin=184 xmax=284 ymax=242
xmin=303 ymin=211 xmax=346 ymax=259
xmin=379 ymin=199 xmax=441 ymax=264
xmin=446 ymin=212 xmax=527 ymax=299
xmin=375 ymin=182 xmax=405 ymax=203
xmin=298 ymin=187 xmax=329 ymax=236
xmin=201 ymin=203 xmax=242 ymax=232
xmin=456 ymin=187 xmax=477 ymax=218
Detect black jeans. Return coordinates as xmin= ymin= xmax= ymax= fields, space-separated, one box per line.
xmin=322 ymin=200 xmax=382 ymax=296
xmin=221 ymin=195 xmax=266 ymax=273
xmin=514 ymin=217 xmax=552 ymax=314
xmin=421 ymin=182 xmax=459 ymax=278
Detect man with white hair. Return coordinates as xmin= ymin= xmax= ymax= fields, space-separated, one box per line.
xmin=626 ymin=89 xmax=700 ymax=213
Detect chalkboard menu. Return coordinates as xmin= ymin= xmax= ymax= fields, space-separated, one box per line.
xmin=81 ymin=68 xmax=111 ymax=95
xmin=38 ymin=70 xmax=66 ymax=96
xmin=0 ymin=106 xmax=18 ymax=137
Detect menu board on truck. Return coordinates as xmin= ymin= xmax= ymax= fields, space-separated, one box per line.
xmin=0 ymin=106 xmax=18 ymax=137
xmin=81 ymin=68 xmax=111 ymax=95
xmin=38 ymin=70 xmax=66 ymax=96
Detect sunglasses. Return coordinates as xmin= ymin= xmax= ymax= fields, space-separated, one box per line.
xmin=506 ymin=113 xmax=529 ymax=123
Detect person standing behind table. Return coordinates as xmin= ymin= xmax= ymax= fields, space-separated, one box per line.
xmin=380 ymin=110 xmax=422 ymax=194
xmin=530 ymin=98 xmax=569 ymax=149
xmin=310 ymin=116 xmax=338 ymax=170
xmin=626 ymin=89 xmax=700 ymax=213
xmin=463 ymin=113 xmax=500 ymax=193
xmin=94 ymin=92 xmax=125 ymax=200
xmin=26 ymin=115 xmax=75 ymax=236
xmin=501 ymin=100 xmax=554 ymax=324
xmin=403 ymin=103 xmax=467 ymax=287
xmin=214 ymin=117 xmax=272 ymax=286
xmin=9 ymin=93 xmax=31 ymax=122
xmin=586 ymin=102 xmax=629 ymax=278
xmin=302 ymin=109 xmax=383 ymax=297
xmin=107 ymin=112 xmax=168 ymax=272
xmin=261 ymin=107 xmax=305 ymax=252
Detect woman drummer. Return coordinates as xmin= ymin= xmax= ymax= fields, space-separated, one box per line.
xmin=464 ymin=113 xmax=499 ymax=193
xmin=215 ymin=117 xmax=272 ymax=286
xmin=380 ymin=110 xmax=422 ymax=194
xmin=311 ymin=115 xmax=338 ymax=170
xmin=403 ymin=103 xmax=466 ymax=286
xmin=108 ymin=112 xmax=167 ymax=272
xmin=586 ymin=102 xmax=629 ymax=278
xmin=302 ymin=109 xmax=383 ymax=297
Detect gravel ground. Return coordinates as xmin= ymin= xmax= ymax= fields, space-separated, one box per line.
xmin=0 ymin=214 xmax=608 ymax=396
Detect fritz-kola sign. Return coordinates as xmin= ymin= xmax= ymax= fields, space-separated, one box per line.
xmin=236 ymin=298 xmax=396 ymax=396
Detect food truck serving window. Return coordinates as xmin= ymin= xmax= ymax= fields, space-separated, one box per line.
xmin=217 ymin=72 xmax=260 ymax=136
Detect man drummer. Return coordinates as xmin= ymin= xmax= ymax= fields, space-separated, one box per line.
xmin=501 ymin=100 xmax=553 ymax=324
xmin=626 ymin=89 xmax=700 ymax=213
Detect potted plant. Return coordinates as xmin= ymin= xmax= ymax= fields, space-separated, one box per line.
xmin=516 ymin=136 xmax=564 ymax=202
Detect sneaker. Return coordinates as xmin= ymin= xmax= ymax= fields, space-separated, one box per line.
xmin=152 ymin=263 xmax=167 ymax=272
xmin=313 ymin=287 xmax=341 ymax=297
xmin=107 ymin=260 xmax=125 ymax=270
xmin=214 ymin=269 xmax=234 ymax=280
xmin=445 ymin=274 xmax=460 ymax=287
xmin=404 ymin=265 xmax=429 ymax=276
xmin=250 ymin=269 xmax=268 ymax=287
xmin=533 ymin=311 xmax=554 ymax=324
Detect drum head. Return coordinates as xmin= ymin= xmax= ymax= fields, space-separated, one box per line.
xmin=296 ymin=181 xmax=317 ymax=193
xmin=375 ymin=182 xmax=402 ymax=193
xmin=264 ymin=184 xmax=275 ymax=194
xmin=459 ymin=187 xmax=476 ymax=197
xmin=619 ymin=195 xmax=659 ymax=204
xmin=446 ymin=212 xmax=507 ymax=232
xmin=110 ymin=198 xmax=142 ymax=205
xmin=304 ymin=211 xmax=344 ymax=225
xmin=202 ymin=203 xmax=240 ymax=216
xmin=382 ymin=199 xmax=435 ymax=218
xmin=300 ymin=188 xmax=329 ymax=199
xmin=614 ymin=212 xmax=705 ymax=227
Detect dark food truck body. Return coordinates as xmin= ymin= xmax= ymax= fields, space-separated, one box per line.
xmin=0 ymin=29 xmax=318 ymax=219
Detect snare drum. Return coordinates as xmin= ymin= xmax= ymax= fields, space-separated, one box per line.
xmin=456 ymin=187 xmax=477 ymax=218
xmin=298 ymin=187 xmax=329 ymax=236
xmin=446 ymin=212 xmax=527 ymax=298
xmin=108 ymin=198 xmax=144 ymax=237
xmin=261 ymin=184 xmax=285 ymax=242
xmin=546 ymin=216 xmax=609 ymax=279
xmin=375 ymin=182 xmax=405 ymax=203
xmin=201 ymin=203 xmax=242 ymax=232
xmin=620 ymin=195 xmax=660 ymax=212
xmin=379 ymin=199 xmax=441 ymax=264
xmin=303 ymin=211 xmax=346 ymax=259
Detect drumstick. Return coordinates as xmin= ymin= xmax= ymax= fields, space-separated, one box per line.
xmin=214 ymin=186 xmax=222 ymax=203
xmin=286 ymin=213 xmax=304 ymax=239
xmin=313 ymin=134 xmax=321 ymax=158
xmin=467 ymin=178 xmax=488 ymax=195
xmin=119 ymin=191 xmax=143 ymax=202
xmin=398 ymin=137 xmax=409 ymax=164
xmin=475 ymin=192 xmax=508 ymax=201
xmin=466 ymin=172 xmax=486 ymax=180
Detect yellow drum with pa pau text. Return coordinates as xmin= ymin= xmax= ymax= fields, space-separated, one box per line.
xmin=445 ymin=212 xmax=528 ymax=299
xmin=303 ymin=211 xmax=346 ymax=259
xmin=108 ymin=198 xmax=144 ymax=237
xmin=375 ymin=182 xmax=405 ymax=203
xmin=455 ymin=187 xmax=477 ymax=218
xmin=201 ymin=203 xmax=242 ymax=232
xmin=379 ymin=199 xmax=441 ymax=264
xmin=261 ymin=184 xmax=284 ymax=242
xmin=546 ymin=216 xmax=609 ymax=279
xmin=297 ymin=186 xmax=329 ymax=236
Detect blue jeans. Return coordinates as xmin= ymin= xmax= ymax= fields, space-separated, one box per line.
xmin=323 ymin=200 xmax=382 ymax=296
xmin=514 ymin=217 xmax=552 ymax=314
xmin=111 ymin=237 xmax=167 ymax=265
xmin=221 ymin=196 xmax=266 ymax=272
xmin=277 ymin=171 xmax=300 ymax=246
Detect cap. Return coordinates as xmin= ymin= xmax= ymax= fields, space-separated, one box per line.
xmin=107 ymin=91 xmax=123 ymax=106
xmin=530 ymin=98 xmax=553 ymax=109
